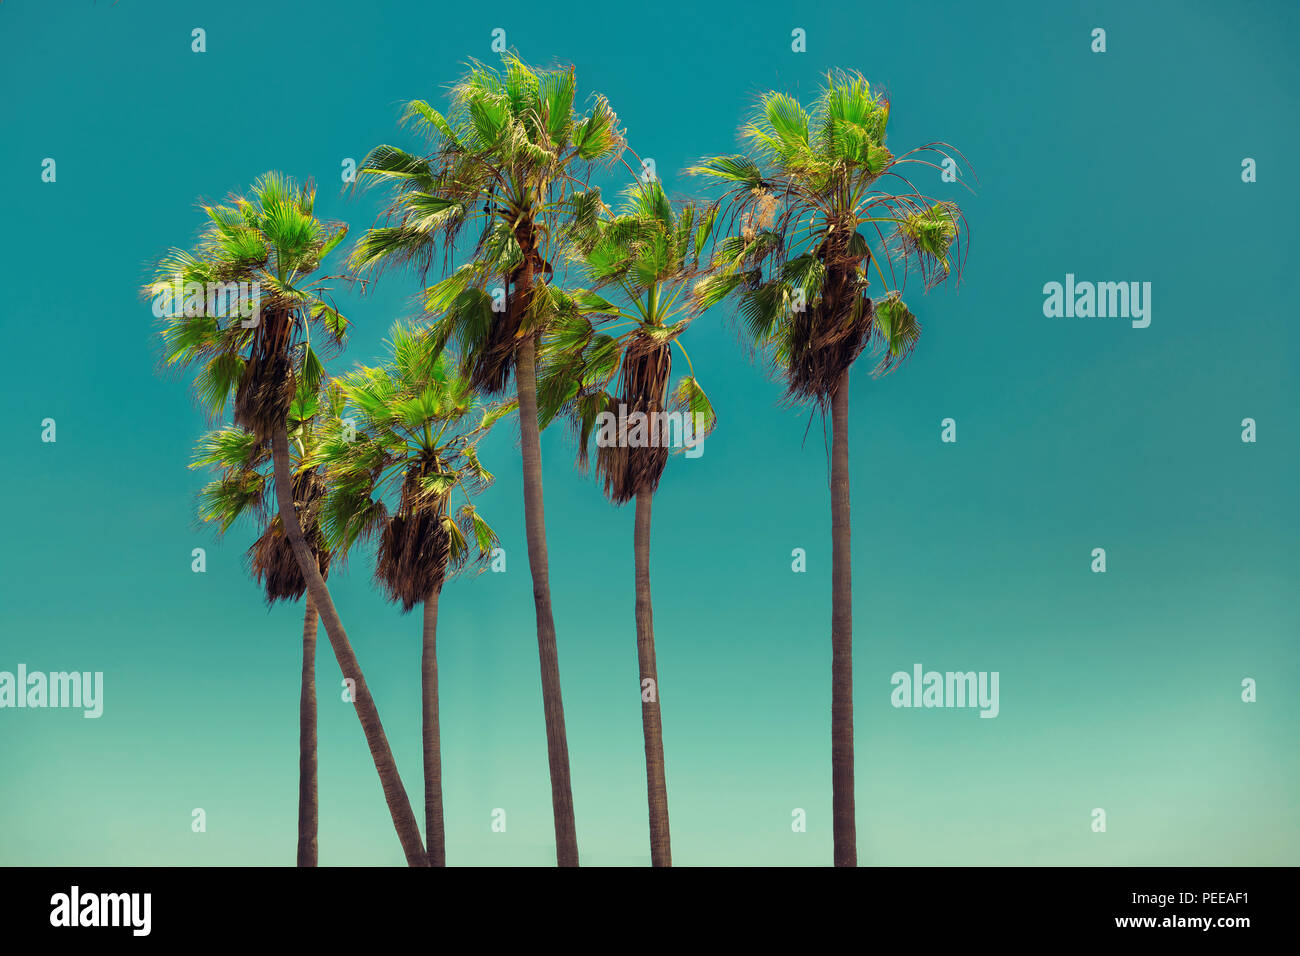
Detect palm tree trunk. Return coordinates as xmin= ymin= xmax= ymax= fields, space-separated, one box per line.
xmin=514 ymin=331 xmax=579 ymax=867
xmin=634 ymin=489 xmax=671 ymax=866
xmin=422 ymin=586 xmax=445 ymax=866
xmin=830 ymin=370 xmax=856 ymax=866
xmin=271 ymin=427 xmax=428 ymax=867
xmin=297 ymin=593 xmax=319 ymax=867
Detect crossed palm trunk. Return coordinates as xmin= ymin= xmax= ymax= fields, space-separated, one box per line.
xmin=271 ymin=428 xmax=429 ymax=866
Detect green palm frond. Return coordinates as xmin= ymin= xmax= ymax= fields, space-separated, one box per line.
xmin=685 ymin=155 xmax=764 ymax=189
xmin=871 ymin=291 xmax=920 ymax=376
xmin=670 ymin=375 xmax=717 ymax=438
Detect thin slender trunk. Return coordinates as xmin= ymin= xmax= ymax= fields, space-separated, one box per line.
xmin=830 ymin=370 xmax=856 ymax=866
xmin=270 ymin=427 xmax=428 ymax=867
xmin=422 ymin=586 xmax=445 ymax=866
xmin=515 ymin=331 xmax=579 ymax=866
xmin=297 ymin=593 xmax=319 ymax=867
xmin=634 ymin=489 xmax=671 ymax=866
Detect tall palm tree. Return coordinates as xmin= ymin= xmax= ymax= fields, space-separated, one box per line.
xmin=190 ymin=380 xmax=341 ymax=866
xmin=149 ymin=172 xmax=428 ymax=865
xmin=538 ymin=180 xmax=717 ymax=865
xmin=352 ymin=55 xmax=626 ymax=865
xmin=311 ymin=323 xmax=505 ymax=866
xmin=691 ymin=73 xmax=969 ymax=866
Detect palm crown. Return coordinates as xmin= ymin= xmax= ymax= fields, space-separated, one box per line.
xmin=690 ymin=71 xmax=969 ymax=401
xmin=151 ymin=172 xmax=351 ymax=439
xmin=351 ymin=54 xmax=626 ymax=393
xmin=538 ymin=179 xmax=718 ymax=502
xmin=191 ymin=379 xmax=341 ymax=602
xmin=310 ymin=324 xmax=506 ymax=610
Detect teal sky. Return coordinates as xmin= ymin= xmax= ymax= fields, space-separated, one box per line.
xmin=1 ymin=0 xmax=1296 ymax=866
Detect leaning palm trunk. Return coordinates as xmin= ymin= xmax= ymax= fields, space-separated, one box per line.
xmin=634 ymin=489 xmax=671 ymax=865
xmin=271 ymin=428 xmax=428 ymax=866
xmin=422 ymin=586 xmax=445 ymax=866
xmin=297 ymin=593 xmax=319 ymax=866
xmin=829 ymin=371 xmax=856 ymax=866
xmin=515 ymin=331 xmax=580 ymax=867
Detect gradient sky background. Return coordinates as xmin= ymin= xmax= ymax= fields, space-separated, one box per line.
xmin=1 ymin=0 xmax=1296 ymax=866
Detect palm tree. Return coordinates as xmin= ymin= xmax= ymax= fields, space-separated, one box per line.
xmin=690 ymin=73 xmax=969 ymax=866
xmin=190 ymin=380 xmax=341 ymax=866
xmin=538 ymin=179 xmax=717 ymax=865
xmin=149 ymin=172 xmax=428 ymax=865
xmin=352 ymin=55 xmax=626 ymax=865
xmin=311 ymin=323 xmax=505 ymax=866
